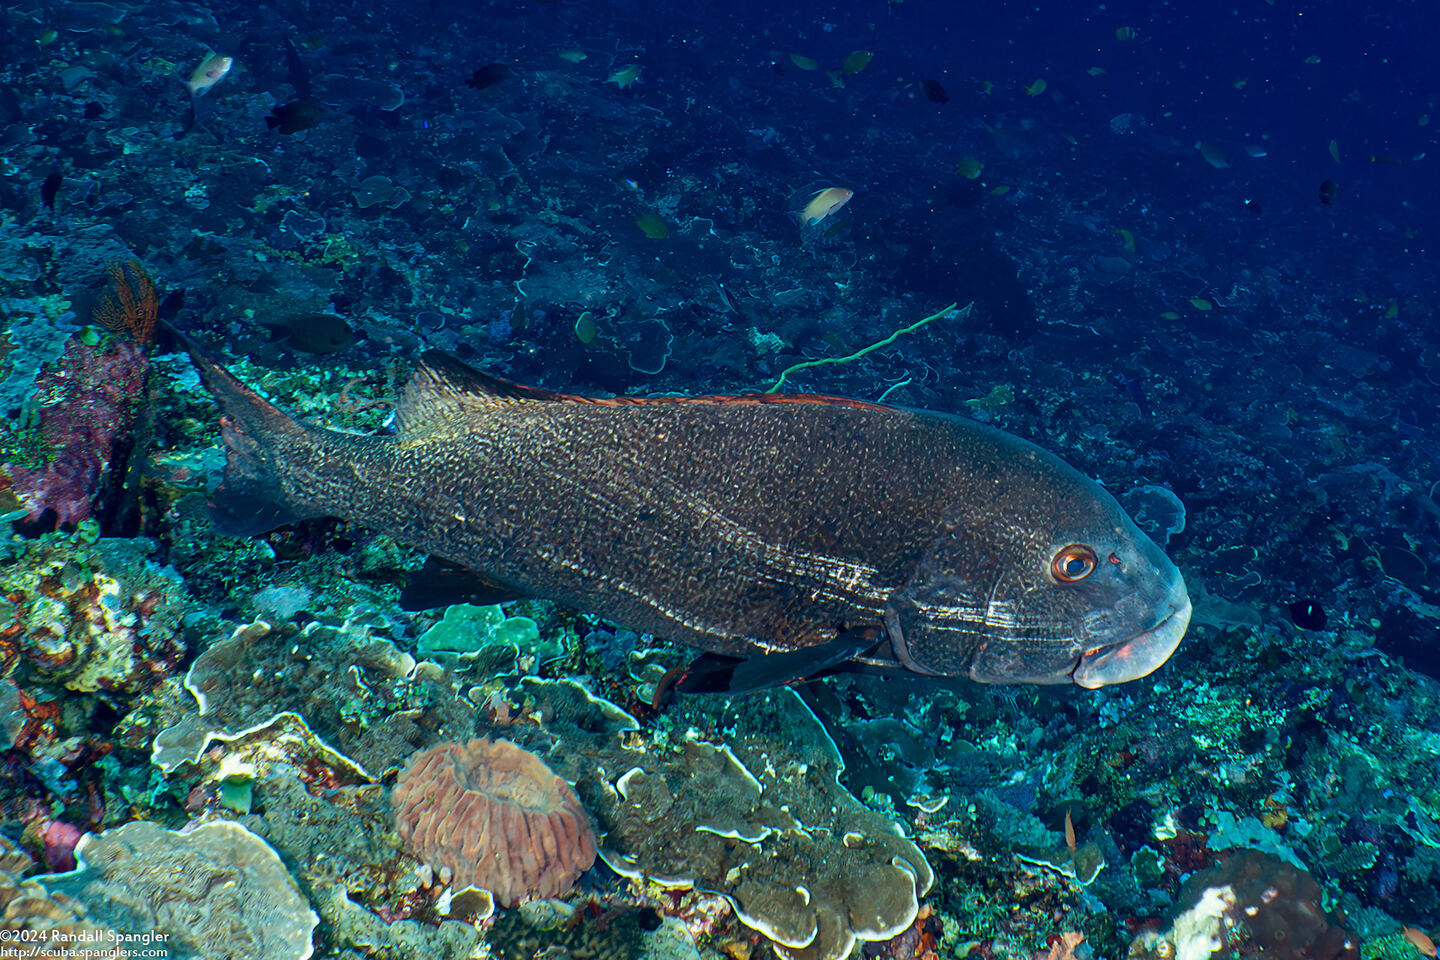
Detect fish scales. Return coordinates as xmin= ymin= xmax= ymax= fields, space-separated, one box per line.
xmin=283 ymin=400 xmax=958 ymax=651
xmin=190 ymin=344 xmax=1191 ymax=688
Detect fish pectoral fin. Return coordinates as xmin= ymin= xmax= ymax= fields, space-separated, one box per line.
xmin=675 ymin=626 xmax=882 ymax=696
xmin=399 ymin=557 xmax=525 ymax=611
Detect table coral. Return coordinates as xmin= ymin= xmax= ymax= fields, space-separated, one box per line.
xmin=392 ymin=736 xmax=597 ymax=906
xmin=520 ymin=679 xmax=934 ymax=960
xmin=41 ymin=820 xmax=319 ymax=960
xmin=152 ymin=616 xmax=467 ymax=776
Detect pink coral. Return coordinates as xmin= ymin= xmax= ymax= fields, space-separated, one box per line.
xmin=5 ymin=336 xmax=149 ymax=526
xmin=39 ymin=819 xmax=84 ymax=872
xmin=392 ymin=738 xmax=596 ymax=907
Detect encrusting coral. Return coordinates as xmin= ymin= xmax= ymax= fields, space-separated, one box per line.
xmin=0 ymin=833 xmax=122 ymax=958
xmin=392 ymin=737 xmax=597 ymax=907
xmin=1128 ymin=849 xmax=1359 ymax=960
xmin=42 ymin=820 xmax=319 ymax=960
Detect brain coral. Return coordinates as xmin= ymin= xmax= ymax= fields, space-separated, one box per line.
xmin=392 ymin=737 xmax=597 ymax=907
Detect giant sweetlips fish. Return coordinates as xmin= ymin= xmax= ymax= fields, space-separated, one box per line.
xmin=181 ymin=336 xmax=1191 ymax=694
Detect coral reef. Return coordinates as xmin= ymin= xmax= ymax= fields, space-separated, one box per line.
xmin=2 ymin=332 xmax=150 ymax=526
xmin=42 ymin=820 xmax=318 ymax=960
xmin=520 ymin=678 xmax=934 ymax=960
xmin=392 ymin=737 xmax=597 ymax=907
xmin=1129 ymin=849 xmax=1360 ymax=960
xmin=0 ymin=1 xmax=1437 ymax=956
xmin=0 ymin=833 xmax=122 ymax=959
xmin=152 ymin=616 xmax=464 ymax=776
xmin=237 ymin=774 xmax=483 ymax=958
xmin=0 ymin=531 xmax=186 ymax=694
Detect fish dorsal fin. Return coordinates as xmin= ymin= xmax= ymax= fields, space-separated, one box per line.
xmin=396 ymin=351 xmax=571 ymax=433
xmin=396 ymin=350 xmax=898 ymax=434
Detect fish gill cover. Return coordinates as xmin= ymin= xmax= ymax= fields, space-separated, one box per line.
xmin=0 ymin=0 xmax=1436 ymax=959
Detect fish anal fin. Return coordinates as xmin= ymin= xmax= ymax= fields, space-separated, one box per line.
xmin=399 ymin=556 xmax=524 ymax=611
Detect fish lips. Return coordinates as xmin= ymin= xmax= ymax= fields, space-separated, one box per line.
xmin=1071 ymin=593 xmax=1192 ymax=688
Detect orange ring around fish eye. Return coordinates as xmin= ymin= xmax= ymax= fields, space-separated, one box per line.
xmin=1052 ymin=545 xmax=1097 ymax=582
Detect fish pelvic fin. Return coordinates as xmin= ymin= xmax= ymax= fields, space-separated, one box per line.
xmin=175 ymin=330 xmax=329 ymax=535
xmin=676 ymin=625 xmax=882 ymax=695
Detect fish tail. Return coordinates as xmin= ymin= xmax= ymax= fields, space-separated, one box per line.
xmin=175 ymin=329 xmax=332 ymax=535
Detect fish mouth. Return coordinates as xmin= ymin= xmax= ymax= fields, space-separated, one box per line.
xmin=1072 ymin=595 xmax=1192 ymax=688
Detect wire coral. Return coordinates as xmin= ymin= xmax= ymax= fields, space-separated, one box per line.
xmin=391 ymin=737 xmax=597 ymax=907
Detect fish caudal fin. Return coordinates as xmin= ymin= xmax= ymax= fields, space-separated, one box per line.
xmin=174 ymin=330 xmax=328 ymax=535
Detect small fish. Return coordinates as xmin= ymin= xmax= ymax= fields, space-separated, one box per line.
xmin=1318 ymin=179 xmax=1339 ymax=205
xmin=1115 ymin=26 xmax=1136 ymax=41
xmin=283 ymin=38 xmax=312 ymax=98
xmin=573 ymin=312 xmax=598 ymax=344
xmin=954 ymin=157 xmax=982 ymax=179
xmin=1025 ymin=78 xmax=1047 ymax=96
xmin=1402 ymin=927 xmax=1437 ymax=959
xmin=793 ymin=186 xmax=853 ymax=226
xmin=184 ymin=52 xmax=232 ymax=96
xmin=40 ymin=171 xmax=61 ymax=210
xmin=1087 ymin=66 xmax=1107 ymax=76
xmin=1329 ymin=138 xmax=1341 ymax=164
xmin=633 ymin=211 xmax=669 ymax=239
xmin=921 ymin=77 xmax=949 ymax=103
xmin=842 ymin=50 xmax=873 ymax=74
xmin=466 ymin=63 xmax=511 ymax=90
xmin=1289 ymin=600 xmax=1327 ymax=630
xmin=788 ymin=52 xmax=820 ymax=71
xmin=557 ymin=49 xmax=588 ymax=63
xmin=261 ymin=313 xmax=354 ymax=354
xmin=607 ymin=64 xmax=643 ymax=88
xmin=1064 ymin=810 xmax=1077 ymax=852
xmin=265 ymin=97 xmax=323 ymax=134
xmin=1196 ymin=140 xmax=1230 ymax=169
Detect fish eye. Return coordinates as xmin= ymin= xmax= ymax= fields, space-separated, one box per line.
xmin=1052 ymin=545 xmax=1097 ymax=582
